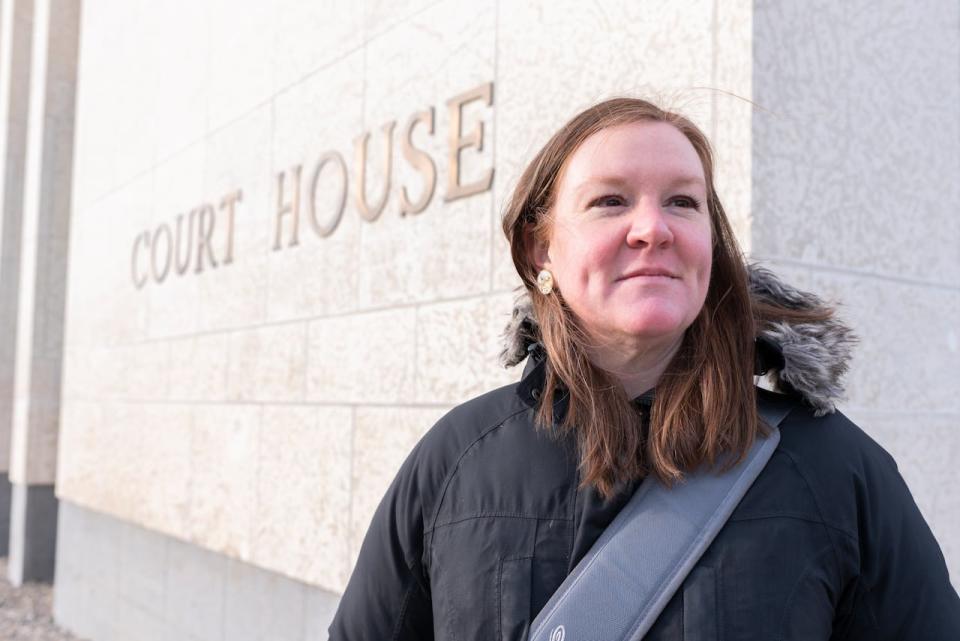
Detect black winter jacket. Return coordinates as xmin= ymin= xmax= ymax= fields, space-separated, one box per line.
xmin=329 ymin=268 xmax=960 ymax=640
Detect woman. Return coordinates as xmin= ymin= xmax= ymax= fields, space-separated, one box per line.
xmin=329 ymin=99 xmax=960 ymax=639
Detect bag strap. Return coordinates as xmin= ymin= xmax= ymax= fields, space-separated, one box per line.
xmin=528 ymin=394 xmax=796 ymax=641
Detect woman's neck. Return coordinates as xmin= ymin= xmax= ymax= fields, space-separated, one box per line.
xmin=586 ymin=332 xmax=684 ymax=399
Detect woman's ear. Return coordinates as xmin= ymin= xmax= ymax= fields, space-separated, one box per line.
xmin=526 ymin=228 xmax=551 ymax=271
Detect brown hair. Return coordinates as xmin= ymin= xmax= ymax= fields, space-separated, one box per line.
xmin=502 ymin=98 xmax=762 ymax=498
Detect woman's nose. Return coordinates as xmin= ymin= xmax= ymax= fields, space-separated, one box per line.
xmin=625 ymin=202 xmax=674 ymax=249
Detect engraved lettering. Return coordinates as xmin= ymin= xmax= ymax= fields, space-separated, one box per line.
xmin=150 ymin=224 xmax=173 ymax=283
xmin=273 ymin=166 xmax=302 ymax=250
xmin=220 ymin=188 xmax=242 ymax=265
xmin=354 ymin=120 xmax=396 ymax=222
xmin=308 ymin=151 xmax=348 ymax=238
xmin=445 ymin=81 xmax=494 ymax=202
xmin=399 ymin=107 xmax=437 ymax=216
xmin=194 ymin=204 xmax=218 ymax=273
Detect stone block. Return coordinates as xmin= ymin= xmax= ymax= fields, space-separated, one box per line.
xmin=65 ymin=172 xmax=153 ymax=348
xmin=306 ymin=307 xmax=416 ymax=404
xmin=55 ymin=399 xmax=107 ymax=508
xmin=167 ymin=332 xmax=230 ymax=402
xmin=226 ymin=322 xmax=308 ymax=402
xmin=272 ymin=0 xmax=364 ymax=92
xmin=121 ymin=403 xmax=193 ymax=538
xmin=223 ymin=557 xmax=307 ymax=641
xmin=752 ymin=0 xmax=960 ymax=284
xmin=414 ymin=292 xmax=521 ymax=405
xmin=711 ymin=0 xmax=753 ymax=252
xmin=164 ymin=535 xmax=227 ymax=641
xmin=205 ymin=0 xmax=276 ymax=131
xmin=118 ymin=518 xmax=168 ymax=617
xmin=149 ymin=3 xmax=208 ymax=160
xmin=363 ymin=0 xmax=442 ymax=41
xmin=254 ymin=405 xmax=352 ymax=592
xmin=186 ymin=404 xmax=260 ymax=561
xmin=112 ymin=602 xmax=167 ymax=641
xmin=69 ymin=0 xmax=126 ymax=208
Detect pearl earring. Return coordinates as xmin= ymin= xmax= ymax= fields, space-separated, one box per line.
xmin=536 ymin=269 xmax=554 ymax=295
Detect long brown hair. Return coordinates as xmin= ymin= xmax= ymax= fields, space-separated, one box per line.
xmin=503 ymin=98 xmax=762 ymax=498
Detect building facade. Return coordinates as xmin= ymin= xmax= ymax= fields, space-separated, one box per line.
xmin=0 ymin=1 xmax=956 ymax=640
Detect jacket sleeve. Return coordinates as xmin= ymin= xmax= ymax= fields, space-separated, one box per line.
xmin=328 ymin=439 xmax=434 ymax=641
xmin=836 ymin=450 xmax=960 ymax=640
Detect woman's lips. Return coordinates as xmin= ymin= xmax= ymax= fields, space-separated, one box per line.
xmin=618 ymin=269 xmax=679 ymax=281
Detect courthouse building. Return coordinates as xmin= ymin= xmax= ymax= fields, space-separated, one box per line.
xmin=0 ymin=0 xmax=957 ymax=639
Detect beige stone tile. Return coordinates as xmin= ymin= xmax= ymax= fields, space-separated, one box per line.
xmin=711 ymin=0 xmax=753 ymax=253
xmin=415 ymin=294 xmax=519 ymax=405
xmin=100 ymin=0 xmax=160 ymax=185
xmin=414 ymin=294 xmax=486 ymax=405
xmin=253 ymin=404 xmax=352 ymax=591
xmin=57 ymin=400 xmax=193 ymax=539
xmin=122 ymin=341 xmax=171 ymax=401
xmin=68 ymin=173 xmax=154 ymax=348
xmin=272 ymin=0 xmax=364 ymax=92
xmin=187 ymin=404 xmax=261 ymax=561
xmin=69 ymin=0 xmax=122 ymax=209
xmin=167 ymin=333 xmax=230 ymax=402
xmin=205 ymin=0 xmax=276 ymax=131
xmin=751 ymin=0 xmax=960 ymax=284
xmin=306 ymin=308 xmax=416 ymax=404
xmin=492 ymin=0 xmax=715 ymax=291
xmin=149 ymin=2 xmax=209 ymax=160
xmin=55 ymin=399 xmax=112 ymax=507
xmin=357 ymin=0 xmax=496 ymax=307
xmin=127 ymin=402 xmax=194 ymax=538
xmin=55 ymin=399 xmax=100 ymax=503
xmin=363 ymin=0 xmax=443 ymax=41
xmin=845 ymin=410 xmax=960 ymax=584
xmin=267 ymin=51 xmax=364 ymax=321
xmin=349 ymin=405 xmax=449 ymax=569
xmin=197 ymin=103 xmax=273 ymax=332
xmin=226 ymin=322 xmax=307 ymax=403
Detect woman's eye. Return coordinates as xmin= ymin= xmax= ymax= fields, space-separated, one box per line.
xmin=589 ymin=194 xmax=626 ymax=208
xmin=668 ymin=195 xmax=702 ymax=210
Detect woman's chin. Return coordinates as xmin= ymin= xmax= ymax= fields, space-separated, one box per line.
xmin=607 ymin=312 xmax=690 ymax=343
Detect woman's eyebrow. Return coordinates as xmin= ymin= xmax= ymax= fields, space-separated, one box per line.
xmin=668 ymin=176 xmax=707 ymax=190
xmin=572 ymin=176 xmax=630 ymax=198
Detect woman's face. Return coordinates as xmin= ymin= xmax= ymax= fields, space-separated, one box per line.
xmin=533 ymin=121 xmax=713 ymax=349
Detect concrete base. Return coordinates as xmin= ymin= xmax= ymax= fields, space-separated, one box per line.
xmin=54 ymin=500 xmax=342 ymax=641
xmin=7 ymin=482 xmax=57 ymax=585
xmin=0 ymin=473 xmax=11 ymax=556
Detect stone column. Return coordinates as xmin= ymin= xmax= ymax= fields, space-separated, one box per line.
xmin=0 ymin=0 xmax=35 ymax=558
xmin=7 ymin=0 xmax=79 ymax=586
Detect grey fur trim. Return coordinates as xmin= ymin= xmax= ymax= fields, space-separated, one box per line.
xmin=748 ymin=264 xmax=858 ymax=416
xmin=499 ymin=263 xmax=857 ymax=415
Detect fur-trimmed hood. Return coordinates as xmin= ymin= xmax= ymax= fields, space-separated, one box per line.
xmin=500 ymin=264 xmax=857 ymax=416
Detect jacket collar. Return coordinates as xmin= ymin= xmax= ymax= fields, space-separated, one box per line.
xmin=502 ymin=264 xmax=857 ymax=416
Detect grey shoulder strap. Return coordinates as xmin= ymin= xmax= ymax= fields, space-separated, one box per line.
xmin=528 ymin=396 xmax=795 ymax=641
